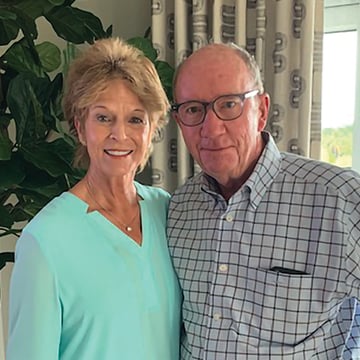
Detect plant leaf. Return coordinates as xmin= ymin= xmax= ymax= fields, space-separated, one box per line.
xmin=155 ymin=60 xmax=174 ymax=101
xmin=0 ymin=13 xmax=19 ymax=45
xmin=14 ymin=0 xmax=56 ymax=20
xmin=6 ymin=7 xmax=40 ymax=68
xmin=49 ymin=0 xmax=65 ymax=5
xmin=19 ymin=159 xmax=56 ymax=188
xmin=61 ymin=41 xmax=79 ymax=75
xmin=27 ymin=178 xmax=66 ymax=198
xmin=106 ymin=24 xmax=112 ymax=37
xmin=0 ymin=9 xmax=17 ymax=21
xmin=0 ymin=114 xmax=13 ymax=161
xmin=3 ymin=40 xmax=44 ymax=76
xmin=127 ymin=37 xmax=157 ymax=62
xmin=45 ymin=73 xmax=65 ymax=131
xmin=7 ymin=74 xmax=49 ymax=144
xmin=20 ymin=142 xmax=72 ymax=177
xmin=11 ymin=7 xmax=38 ymax=42
xmin=0 ymin=155 xmax=26 ymax=189
xmin=62 ymin=0 xmax=76 ymax=5
xmin=47 ymin=137 xmax=75 ymax=166
xmin=11 ymin=206 xmax=32 ymax=223
xmin=45 ymin=5 xmax=106 ymax=44
xmin=0 ymin=204 xmax=14 ymax=228
xmin=36 ymin=41 xmax=61 ymax=72
xmin=20 ymin=195 xmax=48 ymax=218
xmin=0 ymin=135 xmax=12 ymax=160
xmin=0 ymin=253 xmax=15 ymax=269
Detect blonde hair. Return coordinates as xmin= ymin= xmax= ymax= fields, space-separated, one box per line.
xmin=62 ymin=37 xmax=169 ymax=171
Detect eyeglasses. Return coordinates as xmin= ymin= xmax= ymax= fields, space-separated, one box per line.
xmin=171 ymin=89 xmax=260 ymax=127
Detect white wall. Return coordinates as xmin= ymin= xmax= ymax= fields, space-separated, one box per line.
xmin=77 ymin=0 xmax=151 ymax=40
xmin=0 ymin=0 xmax=150 ymax=357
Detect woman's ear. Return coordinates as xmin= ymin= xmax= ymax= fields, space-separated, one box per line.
xmin=74 ymin=117 xmax=86 ymax=146
xmin=257 ymin=92 xmax=270 ymax=131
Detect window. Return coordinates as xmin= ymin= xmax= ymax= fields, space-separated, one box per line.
xmin=322 ymin=0 xmax=360 ymax=173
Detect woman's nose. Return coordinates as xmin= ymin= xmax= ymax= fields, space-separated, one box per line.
xmin=110 ymin=121 xmax=127 ymax=140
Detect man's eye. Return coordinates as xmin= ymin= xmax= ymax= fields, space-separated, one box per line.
xmin=220 ymin=101 xmax=237 ymax=109
xmin=184 ymin=105 xmax=203 ymax=115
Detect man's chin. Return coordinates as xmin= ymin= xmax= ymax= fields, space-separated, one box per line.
xmin=202 ymin=163 xmax=230 ymax=180
xmin=201 ymin=151 xmax=234 ymax=168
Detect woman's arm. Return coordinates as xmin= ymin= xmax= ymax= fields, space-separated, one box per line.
xmin=6 ymin=232 xmax=61 ymax=360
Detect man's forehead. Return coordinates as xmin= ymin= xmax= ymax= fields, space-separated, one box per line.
xmin=180 ymin=52 xmax=244 ymax=80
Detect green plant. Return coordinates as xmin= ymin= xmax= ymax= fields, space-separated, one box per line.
xmin=0 ymin=0 xmax=109 ymax=269
xmin=0 ymin=0 xmax=175 ymax=269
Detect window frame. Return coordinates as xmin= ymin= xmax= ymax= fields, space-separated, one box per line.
xmin=324 ymin=0 xmax=360 ymax=172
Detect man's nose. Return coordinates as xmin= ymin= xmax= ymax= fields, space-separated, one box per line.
xmin=200 ymin=106 xmax=225 ymax=137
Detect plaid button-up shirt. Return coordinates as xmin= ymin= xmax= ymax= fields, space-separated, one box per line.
xmin=168 ymin=133 xmax=360 ymax=359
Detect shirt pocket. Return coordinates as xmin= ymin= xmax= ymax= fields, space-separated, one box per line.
xmin=226 ymin=267 xmax=342 ymax=350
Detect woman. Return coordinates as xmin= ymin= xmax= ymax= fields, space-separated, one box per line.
xmin=6 ymin=37 xmax=181 ymax=360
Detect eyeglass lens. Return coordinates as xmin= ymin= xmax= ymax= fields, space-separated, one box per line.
xmin=178 ymin=94 xmax=244 ymax=126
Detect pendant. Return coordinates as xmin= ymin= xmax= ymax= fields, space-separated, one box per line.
xmin=125 ymin=226 xmax=132 ymax=232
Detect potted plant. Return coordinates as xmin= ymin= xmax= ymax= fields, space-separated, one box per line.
xmin=0 ymin=0 xmax=174 ymax=269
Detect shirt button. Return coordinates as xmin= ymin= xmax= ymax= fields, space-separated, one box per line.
xmin=225 ymin=213 xmax=234 ymax=222
xmin=219 ymin=264 xmax=228 ymax=272
xmin=213 ymin=313 xmax=221 ymax=321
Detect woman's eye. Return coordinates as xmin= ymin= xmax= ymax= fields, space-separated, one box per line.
xmin=96 ymin=114 xmax=110 ymax=123
xmin=129 ymin=117 xmax=145 ymax=124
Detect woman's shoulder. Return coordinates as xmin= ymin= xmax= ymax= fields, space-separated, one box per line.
xmin=134 ymin=182 xmax=171 ymax=217
xmin=134 ymin=181 xmax=170 ymax=202
xmin=23 ymin=192 xmax=87 ymax=237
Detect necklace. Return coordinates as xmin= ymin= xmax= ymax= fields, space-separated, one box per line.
xmin=85 ymin=178 xmax=139 ymax=232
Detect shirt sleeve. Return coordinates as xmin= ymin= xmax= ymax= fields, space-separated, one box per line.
xmin=346 ymin=200 xmax=360 ymax=298
xmin=6 ymin=232 xmax=61 ymax=360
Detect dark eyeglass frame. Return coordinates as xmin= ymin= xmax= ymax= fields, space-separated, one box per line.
xmin=171 ymin=89 xmax=260 ymax=127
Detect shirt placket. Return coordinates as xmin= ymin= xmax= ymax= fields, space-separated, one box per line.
xmin=204 ymin=200 xmax=241 ymax=359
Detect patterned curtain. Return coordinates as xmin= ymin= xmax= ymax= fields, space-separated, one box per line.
xmin=147 ymin=0 xmax=324 ymax=193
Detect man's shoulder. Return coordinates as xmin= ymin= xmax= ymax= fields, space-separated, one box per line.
xmin=280 ymin=152 xmax=360 ymax=196
xmin=171 ymin=173 xmax=203 ymax=202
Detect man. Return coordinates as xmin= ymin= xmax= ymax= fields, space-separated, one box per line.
xmin=168 ymin=42 xmax=360 ymax=359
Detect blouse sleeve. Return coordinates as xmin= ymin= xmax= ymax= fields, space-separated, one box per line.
xmin=6 ymin=232 xmax=61 ymax=360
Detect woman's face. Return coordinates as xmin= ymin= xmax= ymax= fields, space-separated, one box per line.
xmin=75 ymin=79 xmax=152 ymax=179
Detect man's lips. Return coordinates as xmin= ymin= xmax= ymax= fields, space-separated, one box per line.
xmin=200 ymin=145 xmax=231 ymax=151
xmin=104 ymin=149 xmax=133 ymax=156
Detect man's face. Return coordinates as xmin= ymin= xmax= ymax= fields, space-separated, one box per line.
xmin=173 ymin=46 xmax=269 ymax=188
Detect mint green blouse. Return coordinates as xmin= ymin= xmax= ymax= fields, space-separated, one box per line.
xmin=7 ymin=182 xmax=181 ymax=360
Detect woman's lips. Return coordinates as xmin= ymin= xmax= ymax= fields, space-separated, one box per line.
xmin=104 ymin=149 xmax=133 ymax=156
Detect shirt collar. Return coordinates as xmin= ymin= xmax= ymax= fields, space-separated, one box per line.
xmin=245 ymin=132 xmax=282 ymax=208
